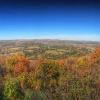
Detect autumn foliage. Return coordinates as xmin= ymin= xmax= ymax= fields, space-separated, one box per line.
xmin=0 ymin=48 xmax=100 ymax=100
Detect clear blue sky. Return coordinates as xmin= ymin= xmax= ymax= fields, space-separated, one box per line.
xmin=0 ymin=0 xmax=100 ymax=41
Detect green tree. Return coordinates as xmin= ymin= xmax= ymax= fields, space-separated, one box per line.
xmin=3 ymin=77 xmax=23 ymax=100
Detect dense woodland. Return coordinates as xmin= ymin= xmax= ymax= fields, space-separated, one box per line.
xmin=0 ymin=40 xmax=100 ymax=100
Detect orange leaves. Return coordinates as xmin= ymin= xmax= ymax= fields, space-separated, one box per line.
xmin=14 ymin=63 xmax=25 ymax=76
xmin=14 ymin=55 xmax=30 ymax=76
xmin=57 ymin=59 xmax=66 ymax=66
xmin=90 ymin=48 xmax=100 ymax=64
xmin=6 ymin=54 xmax=30 ymax=76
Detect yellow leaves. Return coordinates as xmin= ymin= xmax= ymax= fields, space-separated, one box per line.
xmin=76 ymin=57 xmax=88 ymax=68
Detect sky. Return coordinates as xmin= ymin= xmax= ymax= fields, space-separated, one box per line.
xmin=0 ymin=0 xmax=100 ymax=41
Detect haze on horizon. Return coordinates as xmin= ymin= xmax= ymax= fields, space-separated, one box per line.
xmin=0 ymin=0 xmax=100 ymax=41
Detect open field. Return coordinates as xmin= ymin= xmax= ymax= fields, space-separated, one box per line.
xmin=0 ymin=39 xmax=99 ymax=59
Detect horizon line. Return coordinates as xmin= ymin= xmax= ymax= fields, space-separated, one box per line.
xmin=0 ymin=38 xmax=100 ymax=42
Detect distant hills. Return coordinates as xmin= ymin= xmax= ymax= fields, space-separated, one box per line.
xmin=0 ymin=39 xmax=100 ymax=46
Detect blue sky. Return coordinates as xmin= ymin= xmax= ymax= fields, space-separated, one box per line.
xmin=0 ymin=0 xmax=100 ymax=41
